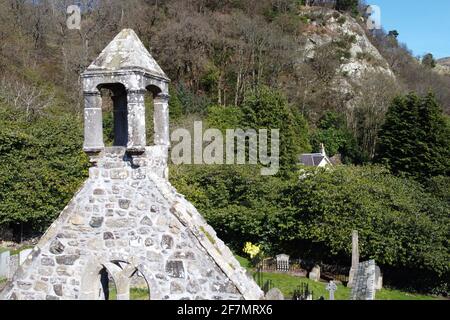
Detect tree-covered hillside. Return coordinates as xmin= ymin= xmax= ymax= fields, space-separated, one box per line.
xmin=0 ymin=0 xmax=449 ymax=295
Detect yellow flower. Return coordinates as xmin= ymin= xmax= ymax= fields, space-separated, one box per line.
xmin=243 ymin=242 xmax=261 ymax=259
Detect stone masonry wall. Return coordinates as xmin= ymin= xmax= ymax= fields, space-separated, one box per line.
xmin=0 ymin=147 xmax=262 ymax=300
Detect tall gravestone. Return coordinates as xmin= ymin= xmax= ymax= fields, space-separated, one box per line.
xmin=0 ymin=251 xmax=10 ymax=278
xmin=350 ymin=260 xmax=376 ymax=300
xmin=347 ymin=230 xmax=359 ymax=288
xmin=0 ymin=29 xmax=263 ymax=301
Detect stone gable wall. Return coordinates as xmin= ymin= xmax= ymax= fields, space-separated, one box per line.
xmin=0 ymin=148 xmax=262 ymax=300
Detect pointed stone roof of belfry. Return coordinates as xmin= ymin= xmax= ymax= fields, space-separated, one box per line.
xmin=86 ymin=29 xmax=169 ymax=80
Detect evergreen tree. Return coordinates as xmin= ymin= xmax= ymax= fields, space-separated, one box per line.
xmin=335 ymin=0 xmax=359 ymax=15
xmin=375 ymin=93 xmax=450 ymax=181
xmin=241 ymin=86 xmax=311 ymax=174
xmin=422 ymin=53 xmax=436 ymax=69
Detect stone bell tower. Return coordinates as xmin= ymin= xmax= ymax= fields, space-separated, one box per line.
xmin=82 ymin=28 xmax=171 ymax=178
xmin=0 ymin=29 xmax=263 ymax=301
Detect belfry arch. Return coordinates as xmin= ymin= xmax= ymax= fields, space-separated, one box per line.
xmin=82 ymin=29 xmax=170 ymax=158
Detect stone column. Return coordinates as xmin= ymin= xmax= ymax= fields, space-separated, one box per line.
xmin=126 ymin=89 xmax=147 ymax=153
xmin=83 ymin=91 xmax=104 ymax=153
xmin=153 ymin=93 xmax=170 ymax=147
xmin=348 ymin=230 xmax=359 ymax=288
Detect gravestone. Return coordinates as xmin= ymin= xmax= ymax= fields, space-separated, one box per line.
xmin=347 ymin=230 xmax=359 ymax=288
xmin=276 ymin=254 xmax=290 ymax=272
xmin=19 ymin=249 xmax=33 ymax=265
xmin=8 ymin=255 xmax=19 ymax=280
xmin=265 ymin=288 xmax=284 ymax=300
xmin=0 ymin=29 xmax=263 ymax=301
xmin=375 ymin=266 xmax=383 ymax=290
xmin=326 ymin=280 xmax=337 ymax=300
xmin=309 ymin=265 xmax=320 ymax=282
xmin=0 ymin=251 xmax=10 ymax=278
xmin=350 ymin=260 xmax=376 ymax=300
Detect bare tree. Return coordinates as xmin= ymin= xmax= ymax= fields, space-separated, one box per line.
xmin=0 ymin=77 xmax=55 ymax=121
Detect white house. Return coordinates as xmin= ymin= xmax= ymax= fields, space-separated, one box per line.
xmin=299 ymin=144 xmax=333 ymax=167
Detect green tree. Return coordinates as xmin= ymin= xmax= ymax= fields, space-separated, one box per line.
xmin=240 ymin=86 xmax=311 ymax=173
xmin=310 ymin=112 xmax=364 ymax=164
xmin=0 ymin=110 xmax=89 ymax=238
xmin=422 ymin=53 xmax=436 ymax=69
xmin=335 ymin=0 xmax=359 ymax=15
xmin=375 ymin=93 xmax=450 ymax=180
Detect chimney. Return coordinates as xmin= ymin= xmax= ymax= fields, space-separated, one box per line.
xmin=320 ymin=143 xmax=326 ymax=156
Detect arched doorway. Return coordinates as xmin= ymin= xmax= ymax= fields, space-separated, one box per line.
xmin=98 ymin=266 xmax=117 ymax=300
xmin=129 ymin=268 xmax=151 ymax=300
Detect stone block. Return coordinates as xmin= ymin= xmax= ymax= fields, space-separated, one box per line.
xmin=111 ymin=169 xmax=129 ymax=180
xmin=265 ymin=288 xmax=284 ymax=300
xmin=166 ymin=261 xmax=185 ymax=278
xmin=56 ymin=255 xmax=80 ymax=266
xmin=49 ymin=240 xmax=65 ymax=255
xmin=89 ymin=217 xmax=104 ymax=228
xmin=0 ymin=251 xmax=10 ymax=278
xmin=309 ymin=265 xmax=320 ymax=282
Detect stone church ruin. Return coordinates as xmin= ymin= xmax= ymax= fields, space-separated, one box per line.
xmin=0 ymin=29 xmax=263 ymax=300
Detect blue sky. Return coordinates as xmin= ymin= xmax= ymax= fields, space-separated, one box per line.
xmin=371 ymin=0 xmax=450 ymax=59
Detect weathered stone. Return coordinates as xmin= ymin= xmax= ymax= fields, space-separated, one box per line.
xmin=146 ymin=251 xmax=163 ymax=262
xmin=0 ymin=251 xmax=10 ymax=278
xmin=161 ymin=235 xmax=174 ymax=250
xmin=187 ymin=280 xmax=200 ymax=294
xmin=119 ymin=199 xmax=131 ymax=209
xmin=103 ymin=232 xmax=114 ymax=240
xmin=111 ymin=169 xmax=128 ymax=179
xmin=49 ymin=240 xmax=65 ymax=255
xmin=46 ymin=295 xmax=59 ymax=300
xmin=93 ymin=188 xmax=106 ymax=195
xmin=87 ymin=239 xmax=103 ymax=250
xmin=34 ymin=281 xmax=48 ymax=292
xmin=53 ymin=284 xmax=63 ymax=297
xmin=89 ymin=217 xmax=104 ymax=228
xmin=41 ymin=257 xmax=55 ymax=267
xmin=55 ymin=267 xmax=72 ymax=277
xmin=138 ymin=227 xmax=151 ymax=235
xmin=144 ymin=238 xmax=154 ymax=247
xmin=309 ymin=265 xmax=321 ymax=282
xmin=166 ymin=261 xmax=185 ymax=278
xmin=265 ymin=288 xmax=284 ymax=300
xmin=170 ymin=281 xmax=184 ymax=294
xmin=140 ymin=216 xmax=153 ymax=226
xmin=172 ymin=251 xmax=195 ymax=260
xmin=211 ymin=281 xmax=239 ymax=294
xmin=70 ymin=215 xmax=85 ymax=226
xmin=55 ymin=255 xmax=80 ymax=266
xmin=38 ymin=267 xmax=54 ymax=277
xmin=17 ymin=281 xmax=32 ymax=290
xmin=105 ymin=218 xmax=135 ymax=228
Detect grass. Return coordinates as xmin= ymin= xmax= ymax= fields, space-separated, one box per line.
xmin=108 ymin=284 xmax=150 ymax=300
xmin=236 ymin=255 xmax=443 ymax=300
xmin=0 ymin=245 xmax=34 ymax=256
